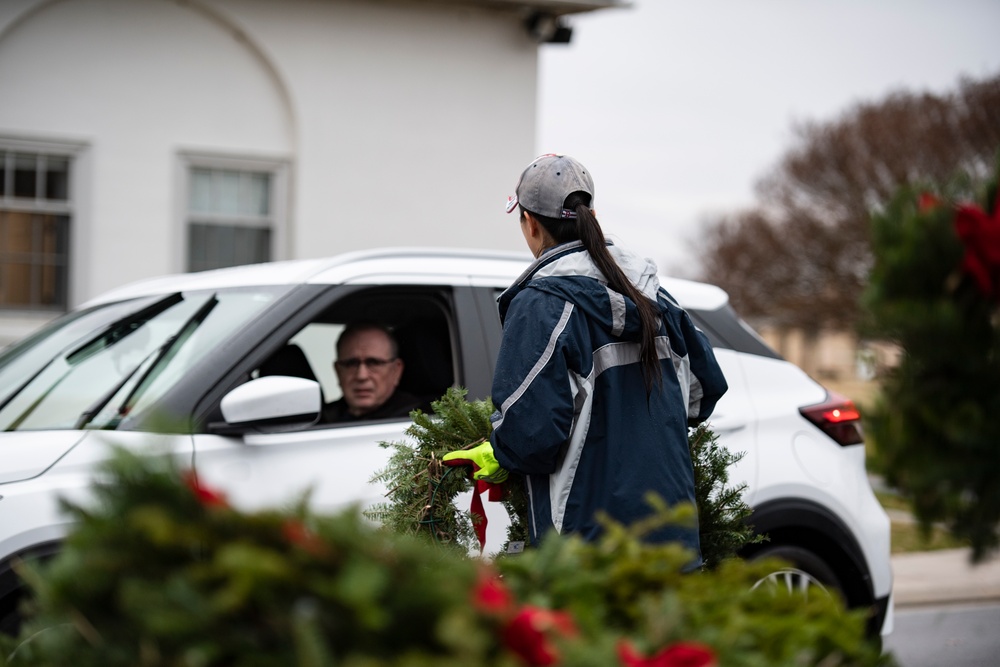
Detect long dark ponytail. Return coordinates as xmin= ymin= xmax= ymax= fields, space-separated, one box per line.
xmin=524 ymin=192 xmax=663 ymax=395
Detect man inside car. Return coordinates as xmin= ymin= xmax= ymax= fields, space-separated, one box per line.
xmin=324 ymin=322 xmax=425 ymax=422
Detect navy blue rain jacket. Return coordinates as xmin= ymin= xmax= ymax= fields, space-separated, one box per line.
xmin=489 ymin=241 xmax=728 ymax=561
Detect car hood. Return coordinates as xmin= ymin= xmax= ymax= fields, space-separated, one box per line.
xmin=0 ymin=430 xmax=90 ymax=484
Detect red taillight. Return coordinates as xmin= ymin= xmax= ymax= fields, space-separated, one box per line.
xmin=799 ymin=392 xmax=864 ymax=446
xmin=823 ymin=405 xmax=860 ymax=423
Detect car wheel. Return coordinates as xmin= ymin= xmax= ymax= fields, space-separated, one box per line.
xmin=749 ymin=544 xmax=841 ymax=600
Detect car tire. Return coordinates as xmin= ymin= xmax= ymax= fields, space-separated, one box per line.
xmin=749 ymin=544 xmax=842 ymax=600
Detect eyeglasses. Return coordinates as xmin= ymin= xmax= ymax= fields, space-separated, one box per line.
xmin=334 ymin=357 xmax=398 ymax=373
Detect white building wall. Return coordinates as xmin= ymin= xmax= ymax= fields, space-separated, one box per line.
xmin=219 ymin=0 xmax=538 ymax=262
xmin=0 ymin=0 xmax=541 ymax=344
xmin=0 ymin=0 xmax=295 ymax=297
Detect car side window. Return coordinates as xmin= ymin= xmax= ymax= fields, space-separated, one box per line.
xmin=251 ymin=287 xmax=457 ymax=425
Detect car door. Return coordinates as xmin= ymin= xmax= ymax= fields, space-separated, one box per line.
xmin=191 ymin=419 xmax=413 ymax=515
xmin=696 ymin=347 xmax=760 ymax=503
xmin=188 ymin=281 xmax=485 ymax=520
xmin=687 ymin=304 xmax=783 ymax=505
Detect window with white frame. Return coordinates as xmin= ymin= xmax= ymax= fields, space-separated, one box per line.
xmin=0 ymin=148 xmax=72 ymax=311
xmin=186 ymin=163 xmax=280 ymax=272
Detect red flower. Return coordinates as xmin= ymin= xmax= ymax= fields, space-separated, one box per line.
xmin=473 ymin=570 xmax=514 ymax=615
xmin=918 ymin=192 xmax=941 ymax=212
xmin=181 ymin=470 xmax=228 ymax=508
xmin=502 ymin=606 xmax=577 ymax=666
xmin=617 ymin=640 xmax=717 ymax=667
xmin=281 ymin=519 xmax=328 ymax=555
xmin=954 ymin=196 xmax=1000 ymax=300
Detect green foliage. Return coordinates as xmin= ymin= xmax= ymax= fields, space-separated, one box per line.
xmin=689 ymin=424 xmax=765 ymax=568
xmin=496 ymin=505 xmax=887 ymax=667
xmin=0 ymin=450 xmax=888 ymax=667
xmin=862 ymin=165 xmax=1000 ymax=562
xmin=364 ymin=387 xmax=529 ymax=555
xmin=1 ymin=450 xmax=504 ymax=667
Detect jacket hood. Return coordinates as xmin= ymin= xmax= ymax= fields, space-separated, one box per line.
xmin=498 ymin=241 xmax=662 ymax=340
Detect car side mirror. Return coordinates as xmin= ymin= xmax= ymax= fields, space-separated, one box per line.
xmin=212 ymin=376 xmax=321 ymax=434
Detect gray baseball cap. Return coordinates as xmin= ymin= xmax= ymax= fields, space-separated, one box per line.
xmin=505 ymin=154 xmax=594 ymax=219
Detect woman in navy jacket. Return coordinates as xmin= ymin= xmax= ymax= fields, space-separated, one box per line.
xmin=445 ymin=154 xmax=728 ymax=564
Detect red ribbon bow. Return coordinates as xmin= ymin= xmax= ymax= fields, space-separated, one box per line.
xmin=954 ymin=194 xmax=1000 ymax=301
xmin=442 ymin=456 xmax=506 ymax=553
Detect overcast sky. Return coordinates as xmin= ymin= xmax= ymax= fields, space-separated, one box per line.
xmin=537 ymin=0 xmax=1000 ymax=277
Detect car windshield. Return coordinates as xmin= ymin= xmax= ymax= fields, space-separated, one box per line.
xmin=0 ymin=286 xmax=289 ymax=432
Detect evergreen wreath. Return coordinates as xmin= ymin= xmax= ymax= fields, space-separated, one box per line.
xmin=365 ymin=387 xmax=529 ymax=556
xmin=862 ymin=163 xmax=1000 ymax=562
xmin=367 ymin=387 xmax=760 ymax=566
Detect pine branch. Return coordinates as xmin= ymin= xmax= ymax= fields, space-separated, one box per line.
xmin=365 ymin=387 xmax=527 ymax=555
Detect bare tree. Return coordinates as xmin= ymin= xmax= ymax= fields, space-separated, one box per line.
xmin=694 ymin=72 xmax=1000 ymax=331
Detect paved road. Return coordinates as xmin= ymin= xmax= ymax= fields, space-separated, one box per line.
xmin=886 ymin=548 xmax=1000 ymax=667
xmin=883 ymin=602 xmax=1000 ymax=667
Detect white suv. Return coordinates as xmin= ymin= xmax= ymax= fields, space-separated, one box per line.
xmin=0 ymin=247 xmax=892 ymax=639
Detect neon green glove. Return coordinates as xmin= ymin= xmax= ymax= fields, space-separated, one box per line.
xmin=442 ymin=440 xmax=509 ymax=484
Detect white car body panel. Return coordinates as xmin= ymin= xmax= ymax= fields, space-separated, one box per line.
xmin=0 ymin=431 xmax=192 ymax=561
xmin=192 ymin=423 xmax=401 ymax=517
xmin=0 ymin=432 xmax=89 ymax=485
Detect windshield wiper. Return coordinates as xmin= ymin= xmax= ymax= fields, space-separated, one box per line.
xmin=73 ymin=349 xmax=158 ymax=429
xmin=103 ymin=294 xmax=220 ymax=429
xmin=0 ymin=293 xmax=184 ymax=422
xmin=66 ymin=293 xmax=185 ymax=366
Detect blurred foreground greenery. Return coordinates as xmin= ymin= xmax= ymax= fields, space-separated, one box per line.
xmin=1 ymin=449 xmax=889 ymax=666
xmin=862 ymin=164 xmax=1000 ymax=562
